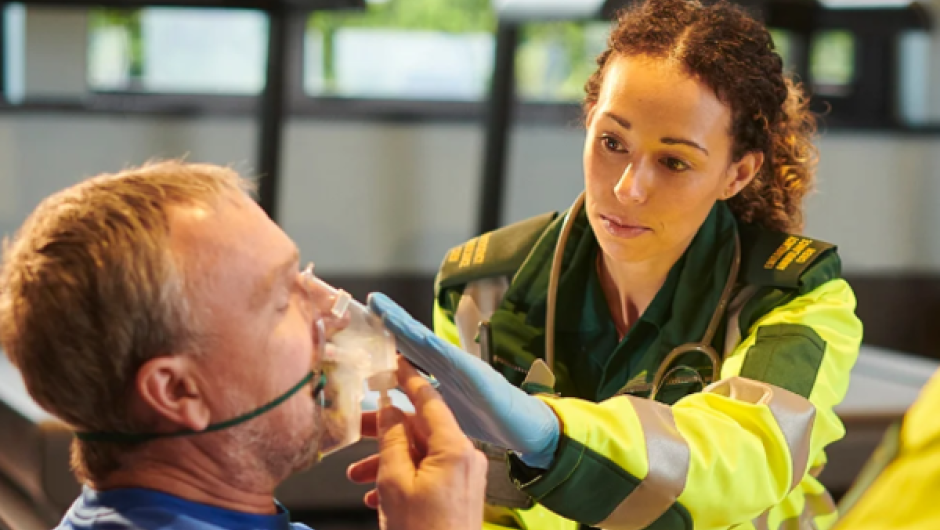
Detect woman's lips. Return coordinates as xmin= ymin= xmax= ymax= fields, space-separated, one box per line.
xmin=600 ymin=214 xmax=651 ymax=239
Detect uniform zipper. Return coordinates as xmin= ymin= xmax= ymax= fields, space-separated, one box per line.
xmin=493 ymin=355 xmax=529 ymax=374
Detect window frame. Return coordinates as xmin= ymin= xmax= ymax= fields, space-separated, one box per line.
xmin=767 ymin=3 xmax=933 ymax=129
xmin=3 ymin=3 xmax=590 ymax=124
xmin=0 ymin=2 xmax=938 ymax=133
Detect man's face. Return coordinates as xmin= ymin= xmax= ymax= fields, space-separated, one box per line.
xmin=169 ymin=191 xmax=327 ymax=484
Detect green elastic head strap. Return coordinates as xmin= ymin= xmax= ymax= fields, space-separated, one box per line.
xmin=75 ymin=371 xmax=327 ymax=443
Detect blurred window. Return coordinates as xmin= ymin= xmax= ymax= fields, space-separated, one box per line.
xmin=3 ymin=3 xmax=26 ymax=103
xmin=305 ymin=0 xmax=496 ymax=101
xmin=769 ymin=28 xmax=794 ymax=71
xmin=515 ymin=20 xmax=609 ymax=103
xmin=88 ymin=7 xmax=268 ymax=94
xmin=897 ymin=30 xmax=934 ymax=125
xmin=810 ymin=30 xmax=856 ymax=96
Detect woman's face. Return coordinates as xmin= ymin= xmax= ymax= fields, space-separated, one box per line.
xmin=584 ymin=54 xmax=761 ymax=267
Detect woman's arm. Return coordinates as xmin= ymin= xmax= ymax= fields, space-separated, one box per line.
xmin=518 ymin=279 xmax=860 ymax=530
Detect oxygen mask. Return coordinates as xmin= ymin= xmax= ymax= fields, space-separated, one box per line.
xmin=301 ymin=264 xmax=397 ymax=457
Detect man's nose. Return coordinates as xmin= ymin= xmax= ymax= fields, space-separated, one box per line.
xmin=299 ymin=267 xmax=326 ymax=322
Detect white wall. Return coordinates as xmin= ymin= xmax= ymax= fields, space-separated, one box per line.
xmin=1 ymin=113 xmax=939 ymax=275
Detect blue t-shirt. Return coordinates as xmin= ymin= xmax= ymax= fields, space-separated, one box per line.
xmin=57 ymin=487 xmax=314 ymax=530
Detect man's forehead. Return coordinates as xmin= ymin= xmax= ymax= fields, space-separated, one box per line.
xmin=167 ymin=194 xmax=295 ymax=277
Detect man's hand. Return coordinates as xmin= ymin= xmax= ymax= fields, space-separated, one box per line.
xmin=348 ymin=357 xmax=488 ymax=530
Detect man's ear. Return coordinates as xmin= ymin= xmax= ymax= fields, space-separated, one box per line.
xmin=722 ymin=151 xmax=764 ymax=199
xmin=135 ymin=356 xmax=210 ymax=433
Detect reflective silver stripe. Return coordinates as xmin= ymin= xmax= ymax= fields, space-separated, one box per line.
xmin=454 ymin=277 xmax=509 ymax=357
xmin=598 ymin=398 xmax=690 ymax=530
xmin=753 ymin=490 xmax=835 ymax=530
xmin=724 ymin=285 xmax=760 ymax=357
xmin=777 ymin=492 xmax=832 ymax=530
xmin=752 ymin=511 xmax=771 ymax=530
xmin=474 ymin=440 xmax=534 ymax=509
xmin=705 ymin=377 xmax=817 ymax=492
xmin=765 ymin=388 xmax=816 ymax=491
xmin=779 ymin=515 xmax=803 ymax=530
xmin=805 ymin=491 xmax=837 ymax=519
xmin=779 ymin=511 xmax=813 ymax=530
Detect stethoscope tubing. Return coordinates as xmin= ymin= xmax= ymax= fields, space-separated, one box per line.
xmin=543 ymin=192 xmax=741 ymax=399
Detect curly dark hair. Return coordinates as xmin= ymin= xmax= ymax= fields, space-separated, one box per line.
xmin=585 ymin=0 xmax=818 ymax=233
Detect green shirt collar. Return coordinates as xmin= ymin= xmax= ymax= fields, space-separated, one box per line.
xmin=494 ymin=198 xmax=739 ymax=370
xmin=552 ymin=202 xmax=733 ymax=336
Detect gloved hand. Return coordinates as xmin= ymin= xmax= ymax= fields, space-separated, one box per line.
xmin=367 ymin=292 xmax=560 ymax=469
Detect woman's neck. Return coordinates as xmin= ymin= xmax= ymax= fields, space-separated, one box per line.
xmin=597 ymin=243 xmax=688 ymax=338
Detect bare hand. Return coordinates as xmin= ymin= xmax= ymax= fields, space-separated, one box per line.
xmin=348 ymin=357 xmax=487 ymax=530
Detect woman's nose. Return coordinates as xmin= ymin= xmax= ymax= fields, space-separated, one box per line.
xmin=613 ymin=162 xmax=651 ymax=204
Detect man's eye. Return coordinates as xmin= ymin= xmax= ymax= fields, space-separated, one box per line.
xmin=276 ymin=290 xmax=296 ymax=312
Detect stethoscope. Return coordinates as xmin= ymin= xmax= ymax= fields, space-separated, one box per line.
xmin=542 ymin=191 xmax=741 ymax=400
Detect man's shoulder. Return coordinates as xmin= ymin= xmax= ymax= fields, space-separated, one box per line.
xmin=57 ymin=493 xmax=140 ymax=530
xmin=58 ymin=488 xmax=306 ymax=530
xmin=56 ymin=517 xmax=137 ymax=530
xmin=435 ymin=211 xmax=558 ymax=296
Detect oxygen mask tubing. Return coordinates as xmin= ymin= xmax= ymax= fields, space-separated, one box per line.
xmin=74 ymin=263 xmax=398 ymax=455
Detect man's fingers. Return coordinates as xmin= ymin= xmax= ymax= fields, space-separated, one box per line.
xmin=363 ymin=489 xmax=379 ymax=510
xmin=376 ymin=404 xmax=416 ymax=479
xmin=365 ymin=403 xmax=426 ymax=460
xmin=363 ymin=408 xmax=424 ymax=449
xmin=361 ymin=411 xmax=378 ymax=438
xmin=347 ymin=453 xmax=380 ymax=484
xmin=396 ymin=357 xmax=463 ymax=443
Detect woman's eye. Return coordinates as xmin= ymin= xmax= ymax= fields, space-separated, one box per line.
xmin=600 ymin=136 xmax=625 ymax=153
xmin=662 ymin=157 xmax=690 ymax=172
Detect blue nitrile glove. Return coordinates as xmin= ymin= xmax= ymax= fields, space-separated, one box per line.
xmin=367 ymin=292 xmax=560 ymax=469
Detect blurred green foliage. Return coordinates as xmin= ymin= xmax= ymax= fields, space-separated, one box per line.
xmin=89 ymin=9 xmax=143 ymax=78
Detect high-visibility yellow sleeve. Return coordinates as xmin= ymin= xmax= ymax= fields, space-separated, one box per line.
xmin=517 ymin=279 xmax=861 ymax=530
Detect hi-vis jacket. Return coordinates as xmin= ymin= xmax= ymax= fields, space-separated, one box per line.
xmin=432 ymin=202 xmax=863 ymax=530
xmin=833 ymin=368 xmax=940 ymax=530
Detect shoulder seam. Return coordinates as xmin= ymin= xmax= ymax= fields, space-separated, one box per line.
xmin=435 ymin=211 xmax=558 ymax=294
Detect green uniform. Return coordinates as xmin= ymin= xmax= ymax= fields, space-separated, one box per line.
xmin=433 ymin=201 xmax=862 ymax=530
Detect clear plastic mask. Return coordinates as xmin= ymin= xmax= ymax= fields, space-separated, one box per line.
xmin=301 ymin=263 xmax=397 ymax=457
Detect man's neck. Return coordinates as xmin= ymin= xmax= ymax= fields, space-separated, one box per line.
xmin=93 ymin=442 xmax=279 ymax=515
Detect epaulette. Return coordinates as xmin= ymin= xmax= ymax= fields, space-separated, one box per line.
xmin=738 ymin=223 xmax=837 ymax=289
xmin=436 ymin=211 xmax=558 ymax=292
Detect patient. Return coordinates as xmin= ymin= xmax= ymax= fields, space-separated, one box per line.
xmin=0 ymin=160 xmax=486 ymax=530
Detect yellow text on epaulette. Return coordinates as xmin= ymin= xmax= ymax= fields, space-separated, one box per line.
xmin=436 ymin=211 xmax=558 ymax=293
xmin=451 ymin=232 xmax=492 ymax=269
xmin=764 ymin=236 xmax=819 ymax=272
